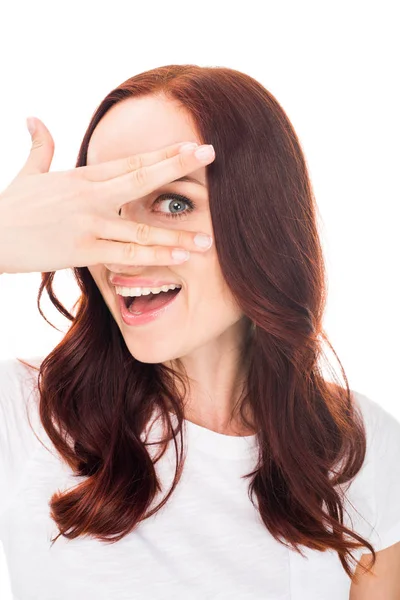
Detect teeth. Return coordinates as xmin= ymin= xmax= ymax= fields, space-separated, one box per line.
xmin=115 ymin=284 xmax=181 ymax=297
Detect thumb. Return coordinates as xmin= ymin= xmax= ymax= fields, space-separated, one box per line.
xmin=19 ymin=116 xmax=55 ymax=177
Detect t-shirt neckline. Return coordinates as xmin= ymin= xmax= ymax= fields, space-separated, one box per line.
xmin=169 ymin=411 xmax=259 ymax=461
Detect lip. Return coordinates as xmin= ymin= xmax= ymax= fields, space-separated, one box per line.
xmin=109 ymin=276 xmax=181 ymax=288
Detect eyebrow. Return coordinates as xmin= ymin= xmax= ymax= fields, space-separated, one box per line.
xmin=172 ymin=175 xmax=205 ymax=187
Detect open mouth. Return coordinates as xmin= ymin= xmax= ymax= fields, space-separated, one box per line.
xmin=122 ymin=287 xmax=182 ymax=311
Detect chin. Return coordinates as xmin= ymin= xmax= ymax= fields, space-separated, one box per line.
xmin=124 ymin=342 xmax=183 ymax=366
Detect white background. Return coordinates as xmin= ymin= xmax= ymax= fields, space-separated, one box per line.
xmin=0 ymin=1 xmax=399 ymax=596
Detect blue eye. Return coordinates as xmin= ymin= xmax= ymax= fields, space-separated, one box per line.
xmin=152 ymin=193 xmax=196 ymax=219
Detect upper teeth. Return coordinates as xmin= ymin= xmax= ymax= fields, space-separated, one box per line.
xmin=115 ymin=284 xmax=181 ymax=297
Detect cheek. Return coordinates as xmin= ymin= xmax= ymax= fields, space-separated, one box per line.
xmin=87 ymin=266 xmax=102 ymax=287
xmin=87 ymin=266 xmax=112 ymax=304
xmin=192 ymin=256 xmax=233 ymax=308
xmin=202 ymin=259 xmax=242 ymax=315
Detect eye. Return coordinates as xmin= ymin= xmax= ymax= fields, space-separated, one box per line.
xmin=151 ymin=193 xmax=196 ymax=219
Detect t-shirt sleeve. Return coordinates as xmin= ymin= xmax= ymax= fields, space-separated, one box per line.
xmin=0 ymin=357 xmax=42 ymax=521
xmin=366 ymin=393 xmax=400 ymax=552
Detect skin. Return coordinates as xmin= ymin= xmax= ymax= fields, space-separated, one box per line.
xmin=87 ymin=94 xmax=254 ymax=436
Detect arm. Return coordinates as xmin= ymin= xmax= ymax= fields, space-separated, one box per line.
xmin=349 ymin=541 xmax=400 ymax=599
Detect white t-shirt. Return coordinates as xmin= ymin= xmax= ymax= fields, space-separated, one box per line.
xmin=0 ymin=356 xmax=400 ymax=600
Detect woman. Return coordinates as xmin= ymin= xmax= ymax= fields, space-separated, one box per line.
xmin=0 ymin=64 xmax=399 ymax=599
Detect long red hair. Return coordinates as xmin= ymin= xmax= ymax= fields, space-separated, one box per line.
xmin=19 ymin=65 xmax=375 ymax=581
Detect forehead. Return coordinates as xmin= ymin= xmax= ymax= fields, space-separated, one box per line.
xmin=87 ymin=94 xmax=202 ymax=166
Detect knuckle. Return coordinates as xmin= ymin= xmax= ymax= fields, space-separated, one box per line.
xmin=64 ymin=169 xmax=79 ymax=184
xmin=177 ymin=151 xmax=187 ymax=170
xmin=79 ymin=212 xmax=98 ymax=234
xmin=87 ymin=213 xmax=102 ymax=233
xmin=67 ymin=166 xmax=81 ymax=178
xmin=30 ymin=139 xmax=46 ymax=151
xmin=153 ymin=246 xmax=163 ymax=262
xmin=123 ymin=242 xmax=137 ymax=261
xmin=72 ymin=184 xmax=91 ymax=208
xmin=134 ymin=221 xmax=150 ymax=243
xmin=71 ymin=166 xmax=89 ymax=182
xmin=78 ymin=181 xmax=101 ymax=208
xmin=126 ymin=154 xmax=141 ymax=172
xmin=175 ymin=229 xmax=186 ymax=247
xmin=133 ymin=165 xmax=147 ymax=188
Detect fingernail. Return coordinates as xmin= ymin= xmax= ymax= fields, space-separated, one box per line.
xmin=194 ymin=145 xmax=215 ymax=162
xmin=26 ymin=116 xmax=36 ymax=136
xmin=179 ymin=142 xmax=199 ymax=153
xmin=172 ymin=249 xmax=190 ymax=262
xmin=194 ymin=234 xmax=213 ymax=249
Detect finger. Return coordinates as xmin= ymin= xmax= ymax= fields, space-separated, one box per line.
xmin=94 ymin=143 xmax=215 ymax=214
xmin=88 ymin=238 xmax=191 ymax=267
xmin=17 ymin=117 xmax=55 ymax=178
xmin=94 ymin=216 xmax=213 ymax=253
xmin=79 ymin=141 xmax=199 ymax=182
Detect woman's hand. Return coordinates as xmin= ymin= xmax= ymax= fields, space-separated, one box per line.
xmin=0 ymin=117 xmax=215 ymax=274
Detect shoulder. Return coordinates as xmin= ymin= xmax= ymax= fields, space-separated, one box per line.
xmin=351 ymin=388 xmax=400 ymax=470
xmin=350 ymin=540 xmax=400 ymax=598
xmin=0 ymin=356 xmax=43 ymax=409
xmin=0 ymin=355 xmax=46 ymax=454
xmin=351 ymin=388 xmax=398 ymax=430
xmin=0 ymin=354 xmax=45 ymax=425
xmin=345 ymin=390 xmax=400 ymax=596
xmin=349 ymin=388 xmax=400 ymax=552
xmin=0 ymin=356 xmax=46 ymax=519
xmin=0 ymin=355 xmax=42 ymax=380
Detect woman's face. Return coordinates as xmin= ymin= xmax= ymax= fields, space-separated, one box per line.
xmin=86 ymin=94 xmax=247 ymax=365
